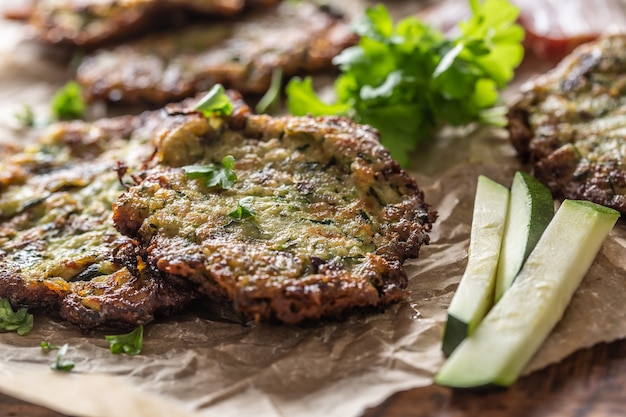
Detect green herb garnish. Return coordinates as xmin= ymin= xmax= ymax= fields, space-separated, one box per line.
xmin=15 ymin=104 xmax=35 ymax=127
xmin=183 ymin=155 xmax=238 ymax=190
xmin=286 ymin=0 xmax=524 ymax=166
xmin=0 ymin=298 xmax=34 ymax=336
xmin=50 ymin=343 xmax=74 ymax=372
xmin=255 ymin=68 xmax=283 ymax=114
xmin=194 ymin=84 xmax=233 ymax=117
xmin=228 ymin=197 xmax=257 ymax=221
xmin=105 ymin=326 xmax=143 ymax=356
xmin=51 ymin=80 xmax=85 ymax=121
xmin=40 ymin=341 xmax=60 ymax=352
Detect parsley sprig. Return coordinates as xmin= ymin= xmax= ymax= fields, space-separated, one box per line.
xmin=194 ymin=84 xmax=233 ymax=117
xmin=256 ymin=68 xmax=283 ymax=114
xmin=51 ymin=80 xmax=85 ymax=121
xmin=40 ymin=341 xmax=60 ymax=352
xmin=50 ymin=343 xmax=75 ymax=372
xmin=183 ymin=155 xmax=238 ymax=190
xmin=228 ymin=197 xmax=257 ymax=221
xmin=105 ymin=326 xmax=144 ymax=356
xmin=0 ymin=298 xmax=34 ymax=336
xmin=286 ymin=0 xmax=524 ymax=166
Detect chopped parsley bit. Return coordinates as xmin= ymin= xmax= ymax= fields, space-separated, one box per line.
xmin=194 ymin=84 xmax=233 ymax=118
xmin=105 ymin=325 xmax=143 ymax=356
xmin=40 ymin=341 xmax=60 ymax=352
xmin=15 ymin=104 xmax=35 ymax=127
xmin=255 ymin=67 xmax=283 ymax=114
xmin=228 ymin=196 xmax=257 ymax=221
xmin=51 ymin=80 xmax=86 ymax=121
xmin=286 ymin=0 xmax=524 ymax=166
xmin=50 ymin=343 xmax=74 ymax=372
xmin=183 ymin=155 xmax=238 ymax=190
xmin=0 ymin=298 xmax=34 ymax=336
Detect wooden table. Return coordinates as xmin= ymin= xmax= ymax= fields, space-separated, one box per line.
xmin=2 ymin=337 xmax=625 ymax=417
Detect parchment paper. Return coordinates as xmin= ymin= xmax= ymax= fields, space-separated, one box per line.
xmin=1 ymin=4 xmax=625 ymax=417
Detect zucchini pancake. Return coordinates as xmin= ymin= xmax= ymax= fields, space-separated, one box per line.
xmin=508 ymin=34 xmax=626 ymax=214
xmin=0 ymin=110 xmax=199 ymax=329
xmin=0 ymin=93 xmax=435 ymax=328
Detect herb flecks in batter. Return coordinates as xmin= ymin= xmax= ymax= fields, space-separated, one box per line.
xmin=228 ymin=197 xmax=257 ymax=222
xmin=183 ymin=155 xmax=237 ymax=190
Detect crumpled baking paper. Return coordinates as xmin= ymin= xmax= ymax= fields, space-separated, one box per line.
xmin=1 ymin=4 xmax=625 ymax=417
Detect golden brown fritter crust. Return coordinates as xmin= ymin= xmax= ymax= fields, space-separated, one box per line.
xmin=76 ymin=1 xmax=357 ymax=104
xmin=113 ymin=95 xmax=436 ymax=324
xmin=508 ymin=35 xmax=626 ymax=214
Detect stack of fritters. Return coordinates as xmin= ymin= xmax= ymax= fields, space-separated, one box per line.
xmin=0 ymin=94 xmax=435 ymax=328
xmin=508 ymin=34 xmax=626 ymax=214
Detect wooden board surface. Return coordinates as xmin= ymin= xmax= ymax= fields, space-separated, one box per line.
xmin=2 ymin=337 xmax=625 ymax=417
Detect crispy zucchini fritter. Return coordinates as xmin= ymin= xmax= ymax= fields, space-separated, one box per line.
xmin=508 ymin=35 xmax=626 ymax=214
xmin=113 ymin=94 xmax=436 ymax=324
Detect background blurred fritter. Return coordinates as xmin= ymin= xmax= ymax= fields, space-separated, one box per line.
xmin=508 ymin=34 xmax=626 ymax=214
xmin=24 ymin=0 xmax=280 ymax=48
xmin=76 ymin=1 xmax=357 ymax=104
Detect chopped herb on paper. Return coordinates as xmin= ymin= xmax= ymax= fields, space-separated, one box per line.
xmin=0 ymin=298 xmax=34 ymax=336
xmin=105 ymin=325 xmax=144 ymax=356
xmin=40 ymin=341 xmax=60 ymax=352
xmin=50 ymin=344 xmax=74 ymax=372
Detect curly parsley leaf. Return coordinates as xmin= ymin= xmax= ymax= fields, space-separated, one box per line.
xmin=50 ymin=343 xmax=74 ymax=372
xmin=286 ymin=0 xmax=524 ymax=166
xmin=51 ymin=81 xmax=85 ymax=121
xmin=194 ymin=84 xmax=233 ymax=117
xmin=183 ymin=155 xmax=238 ymax=190
xmin=0 ymin=298 xmax=34 ymax=336
xmin=228 ymin=197 xmax=257 ymax=221
xmin=105 ymin=325 xmax=143 ymax=356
